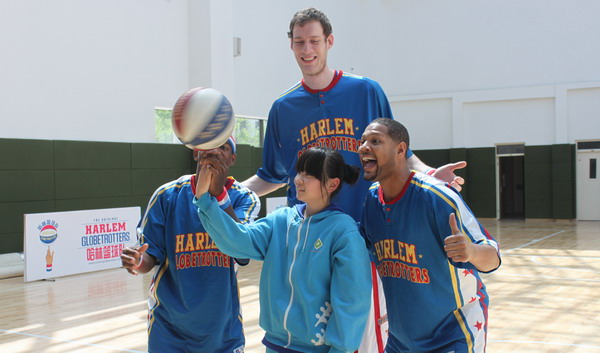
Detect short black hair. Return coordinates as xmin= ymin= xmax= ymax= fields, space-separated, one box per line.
xmin=296 ymin=147 xmax=359 ymax=199
xmin=371 ymin=118 xmax=410 ymax=149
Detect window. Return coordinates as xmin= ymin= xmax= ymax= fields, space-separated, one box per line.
xmin=496 ymin=144 xmax=525 ymax=156
xmin=155 ymin=107 xmax=176 ymax=144
xmin=577 ymin=141 xmax=600 ymax=150
xmin=154 ymin=108 xmax=267 ymax=147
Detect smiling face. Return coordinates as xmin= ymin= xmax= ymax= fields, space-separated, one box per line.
xmin=358 ymin=123 xmax=407 ymax=183
xmin=290 ymin=20 xmax=333 ymax=78
xmin=294 ymin=171 xmax=325 ymax=204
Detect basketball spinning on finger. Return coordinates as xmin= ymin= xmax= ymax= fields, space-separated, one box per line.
xmin=171 ymin=87 xmax=236 ymax=150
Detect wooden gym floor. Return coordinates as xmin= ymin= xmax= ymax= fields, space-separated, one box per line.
xmin=0 ymin=219 xmax=599 ymax=352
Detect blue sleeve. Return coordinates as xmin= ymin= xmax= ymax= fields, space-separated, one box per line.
xmin=138 ymin=189 xmax=167 ymax=264
xmin=256 ymin=102 xmax=289 ymax=184
xmin=431 ymin=188 xmax=500 ymax=271
xmin=325 ymin=230 xmax=372 ymax=352
xmin=231 ymin=188 xmax=261 ymax=224
xmin=194 ymin=193 xmax=272 ymax=260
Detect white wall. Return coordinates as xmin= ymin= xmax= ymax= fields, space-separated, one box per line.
xmin=568 ymin=88 xmax=600 ymax=143
xmin=463 ymin=98 xmax=555 ymax=148
xmin=0 ymin=0 xmax=190 ymax=143
xmin=393 ymin=99 xmax=453 ymax=150
xmin=1 ymin=0 xmax=599 ymax=147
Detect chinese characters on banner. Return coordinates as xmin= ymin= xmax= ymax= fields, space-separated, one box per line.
xmin=24 ymin=207 xmax=140 ymax=282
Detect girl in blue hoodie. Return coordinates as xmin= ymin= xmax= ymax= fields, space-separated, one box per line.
xmin=194 ymin=147 xmax=372 ymax=353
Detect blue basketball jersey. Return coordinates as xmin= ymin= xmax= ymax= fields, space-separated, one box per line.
xmin=361 ymin=172 xmax=500 ymax=353
xmin=257 ymin=70 xmax=412 ymax=221
xmin=139 ymin=175 xmax=260 ymax=353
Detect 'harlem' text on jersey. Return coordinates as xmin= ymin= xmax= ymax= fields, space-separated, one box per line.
xmin=298 ymin=118 xmax=360 ymax=157
xmin=174 ymin=232 xmax=231 ymax=270
xmin=373 ymin=238 xmax=430 ymax=284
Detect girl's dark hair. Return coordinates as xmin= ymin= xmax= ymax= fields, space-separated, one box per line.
xmin=295 ymin=147 xmax=360 ymax=199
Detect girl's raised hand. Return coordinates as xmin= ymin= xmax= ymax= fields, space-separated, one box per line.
xmin=195 ymin=164 xmax=214 ymax=198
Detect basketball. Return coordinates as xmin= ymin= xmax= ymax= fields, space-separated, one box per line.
xmin=171 ymin=87 xmax=236 ymax=150
xmin=39 ymin=224 xmax=58 ymax=245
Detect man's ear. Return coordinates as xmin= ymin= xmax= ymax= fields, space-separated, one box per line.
xmin=229 ymin=153 xmax=237 ymax=167
xmin=396 ymin=142 xmax=408 ymax=159
xmin=326 ymin=34 xmax=334 ymax=49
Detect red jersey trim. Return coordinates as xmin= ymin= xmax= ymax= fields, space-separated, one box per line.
xmin=301 ymin=70 xmax=343 ymax=93
xmin=378 ymin=172 xmax=415 ymax=205
xmin=371 ymin=262 xmax=385 ymax=352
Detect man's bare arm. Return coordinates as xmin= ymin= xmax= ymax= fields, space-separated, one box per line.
xmin=241 ymin=175 xmax=286 ymax=197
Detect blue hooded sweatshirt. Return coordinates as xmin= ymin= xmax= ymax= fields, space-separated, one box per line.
xmin=194 ymin=193 xmax=371 ymax=353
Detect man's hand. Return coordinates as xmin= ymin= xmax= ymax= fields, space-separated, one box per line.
xmin=45 ymin=247 xmax=54 ymax=271
xmin=197 ymin=148 xmax=230 ymax=197
xmin=121 ymin=243 xmax=149 ymax=275
xmin=195 ymin=163 xmax=213 ymax=198
xmin=432 ymin=161 xmax=466 ymax=191
xmin=444 ymin=213 xmax=474 ymax=263
xmin=444 ymin=213 xmax=501 ymax=272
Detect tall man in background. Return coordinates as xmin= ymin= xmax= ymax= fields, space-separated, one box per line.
xmin=241 ymin=8 xmax=467 ymax=352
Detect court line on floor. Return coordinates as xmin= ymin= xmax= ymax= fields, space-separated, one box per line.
xmin=502 ymin=253 xmax=600 ymax=259
xmin=528 ymin=256 xmax=600 ymax=273
xmin=503 ymin=230 xmax=566 ymax=254
xmin=489 ymin=339 xmax=600 ymax=349
xmin=0 ymin=328 xmax=145 ymax=353
xmin=487 ymin=272 xmax=600 ymax=282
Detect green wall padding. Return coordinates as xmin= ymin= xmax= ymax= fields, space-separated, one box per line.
xmin=413 ymin=147 xmax=494 ymax=218
xmin=465 ymin=147 xmax=496 ymax=218
xmin=524 ymin=145 xmax=553 ymax=218
xmin=551 ymin=144 xmax=576 ymax=219
xmin=412 ymin=149 xmax=450 ymax=171
xmin=0 ymin=137 xmax=578 ymax=254
xmin=0 ymin=139 xmax=196 ymax=254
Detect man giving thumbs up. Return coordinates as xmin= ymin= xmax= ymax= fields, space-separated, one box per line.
xmin=358 ymin=118 xmax=501 ymax=353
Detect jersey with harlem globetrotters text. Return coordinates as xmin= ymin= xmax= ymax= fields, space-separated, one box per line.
xmin=257 ymin=70 xmax=413 ymax=222
xmin=139 ymin=175 xmax=260 ymax=353
xmin=361 ymin=172 xmax=500 ymax=353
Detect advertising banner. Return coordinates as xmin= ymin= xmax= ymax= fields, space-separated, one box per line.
xmin=266 ymin=196 xmax=287 ymax=215
xmin=24 ymin=207 xmax=140 ymax=282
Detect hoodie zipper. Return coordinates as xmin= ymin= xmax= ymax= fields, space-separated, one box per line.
xmin=282 ymin=215 xmax=310 ymax=347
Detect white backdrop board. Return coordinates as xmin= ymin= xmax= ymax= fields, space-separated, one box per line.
xmin=266 ymin=197 xmax=287 ymax=215
xmin=24 ymin=207 xmax=140 ymax=282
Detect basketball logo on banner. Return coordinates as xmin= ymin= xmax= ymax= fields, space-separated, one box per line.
xmin=38 ymin=220 xmax=59 ymax=272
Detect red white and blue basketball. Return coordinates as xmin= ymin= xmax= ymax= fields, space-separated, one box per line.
xmin=171 ymin=87 xmax=236 ymax=150
xmin=39 ymin=224 xmax=58 ymax=245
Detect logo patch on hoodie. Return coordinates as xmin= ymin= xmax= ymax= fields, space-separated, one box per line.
xmin=314 ymin=238 xmax=323 ymax=250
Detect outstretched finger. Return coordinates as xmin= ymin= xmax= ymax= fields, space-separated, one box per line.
xmin=450 ymin=161 xmax=467 ymax=171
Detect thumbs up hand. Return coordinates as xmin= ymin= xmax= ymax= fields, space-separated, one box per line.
xmin=121 ymin=243 xmax=150 ymax=275
xmin=443 ymin=213 xmax=474 ymax=263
